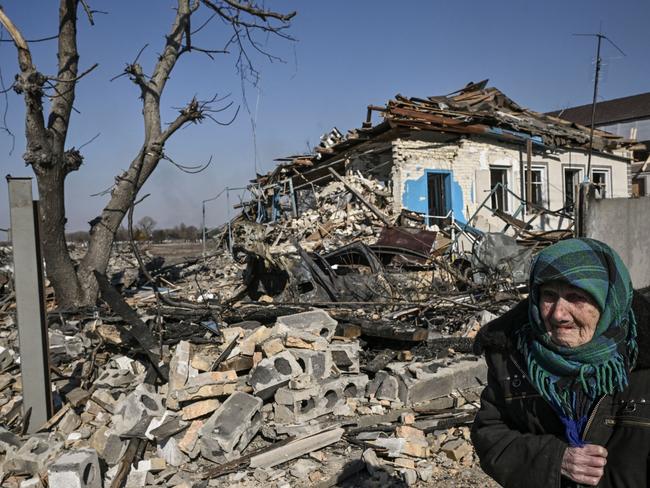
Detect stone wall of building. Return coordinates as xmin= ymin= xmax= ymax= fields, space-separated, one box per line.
xmin=390 ymin=133 xmax=630 ymax=231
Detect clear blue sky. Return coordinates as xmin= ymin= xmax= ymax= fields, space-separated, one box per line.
xmin=1 ymin=0 xmax=649 ymax=232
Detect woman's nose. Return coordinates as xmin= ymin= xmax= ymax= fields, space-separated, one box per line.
xmin=551 ymin=298 xmax=571 ymax=322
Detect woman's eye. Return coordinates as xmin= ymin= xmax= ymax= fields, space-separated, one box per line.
xmin=566 ymin=293 xmax=586 ymax=303
xmin=540 ymin=290 xmax=557 ymax=300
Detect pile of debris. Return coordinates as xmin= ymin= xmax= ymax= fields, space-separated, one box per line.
xmin=0 ymin=285 xmax=507 ymax=487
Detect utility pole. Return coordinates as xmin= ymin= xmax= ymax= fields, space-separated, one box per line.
xmin=574 ymin=31 xmax=625 ymax=178
xmin=201 ymin=189 xmax=227 ymax=256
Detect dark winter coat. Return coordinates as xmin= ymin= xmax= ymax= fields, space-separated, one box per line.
xmin=471 ymin=291 xmax=650 ymax=488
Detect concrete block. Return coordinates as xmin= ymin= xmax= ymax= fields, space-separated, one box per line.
xmin=138 ymin=457 xmax=166 ymax=472
xmin=248 ymin=350 xmax=302 ymax=399
xmin=273 ymin=385 xmax=322 ymax=424
xmin=0 ymin=427 xmax=22 ymax=454
xmin=401 ymin=468 xmax=418 ymax=486
xmin=157 ymin=435 xmax=188 ymax=467
xmin=261 ymin=338 xmax=285 ymax=357
xmin=376 ymin=374 xmax=401 ymax=402
xmin=19 ymin=478 xmax=43 ymax=488
xmin=112 ymin=384 xmax=165 ymax=437
xmin=441 ymin=438 xmax=472 ymax=461
xmin=199 ymin=391 xmax=262 ymax=461
xmin=275 ymin=309 xmax=338 ymax=341
xmin=289 ymin=349 xmax=332 ymax=380
xmin=328 ymin=342 xmax=360 ymax=373
xmin=88 ymin=389 xmax=120 ymax=414
xmin=89 ymin=426 xmax=127 ymax=465
xmin=239 ymin=326 xmax=273 ymax=356
xmin=167 ymin=340 xmax=197 ymax=410
xmin=58 ymin=409 xmax=82 ymax=435
xmin=47 ymin=448 xmax=101 ymax=488
xmin=66 ymin=388 xmax=91 ymax=408
xmin=397 ymin=358 xmax=487 ymax=405
xmin=49 ymin=329 xmax=84 ymax=358
xmin=145 ymin=412 xmax=187 ymax=442
xmin=331 ymin=374 xmax=369 ymax=400
xmin=365 ymin=370 xmax=386 ymax=398
xmin=249 ymin=427 xmax=344 ymax=469
xmin=95 ymin=367 xmax=135 ymax=388
xmin=124 ymin=466 xmax=148 ymax=487
xmin=0 ymin=346 xmax=16 ymax=370
xmin=175 ymin=371 xmax=238 ymax=402
xmin=3 ymin=435 xmax=62 ymax=475
xmin=274 ymin=374 xmax=368 ymax=424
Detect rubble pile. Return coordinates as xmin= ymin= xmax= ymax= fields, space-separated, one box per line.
xmin=261 ymin=175 xmax=396 ymax=253
xmin=0 ymin=292 xmax=505 ymax=487
xmin=0 ymin=170 xmax=526 ymax=487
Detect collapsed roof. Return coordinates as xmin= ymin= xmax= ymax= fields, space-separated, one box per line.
xmin=257 ymin=80 xmax=627 ymax=186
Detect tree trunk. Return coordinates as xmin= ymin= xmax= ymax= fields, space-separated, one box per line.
xmin=36 ymin=168 xmax=83 ymax=308
xmin=0 ymin=0 xmax=296 ymax=309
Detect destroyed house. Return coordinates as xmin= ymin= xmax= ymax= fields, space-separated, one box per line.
xmin=253 ymin=81 xmax=631 ymax=233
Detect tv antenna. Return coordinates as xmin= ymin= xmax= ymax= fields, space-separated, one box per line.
xmin=573 ymin=31 xmax=625 ymax=176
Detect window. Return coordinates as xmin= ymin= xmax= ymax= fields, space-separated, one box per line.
xmin=564 ymin=168 xmax=583 ymax=209
xmin=591 ymin=169 xmax=610 ymax=199
xmin=524 ymin=167 xmax=546 ymax=207
xmin=490 ymin=167 xmax=509 ymax=211
xmin=633 ymin=177 xmax=646 ymax=197
xmin=426 ymin=172 xmax=450 ymax=225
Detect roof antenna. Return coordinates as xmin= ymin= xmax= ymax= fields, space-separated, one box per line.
xmin=573 ymin=27 xmax=626 ymax=178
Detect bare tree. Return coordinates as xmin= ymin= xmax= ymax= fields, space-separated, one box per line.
xmin=137 ymin=216 xmax=157 ymax=240
xmin=0 ymin=0 xmax=295 ymax=307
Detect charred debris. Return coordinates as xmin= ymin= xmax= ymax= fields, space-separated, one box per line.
xmin=0 ymin=81 xmax=630 ymax=487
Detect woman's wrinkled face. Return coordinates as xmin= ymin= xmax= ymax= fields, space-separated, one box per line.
xmin=539 ymin=281 xmax=601 ymax=348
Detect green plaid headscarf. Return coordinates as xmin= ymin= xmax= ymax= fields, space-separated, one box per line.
xmin=519 ymin=238 xmax=637 ymax=446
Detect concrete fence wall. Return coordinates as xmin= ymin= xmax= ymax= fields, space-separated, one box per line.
xmin=582 ymin=194 xmax=650 ymax=289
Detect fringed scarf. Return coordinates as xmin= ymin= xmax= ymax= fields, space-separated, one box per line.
xmin=518 ymin=238 xmax=637 ymax=447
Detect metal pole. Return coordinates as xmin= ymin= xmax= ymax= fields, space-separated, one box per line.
xmin=586 ymin=34 xmax=602 ymax=179
xmin=288 ymin=177 xmax=298 ymax=218
xmin=7 ymin=177 xmax=52 ymax=433
xmin=201 ymin=201 xmax=206 ymax=257
xmin=526 ymin=139 xmax=533 ymax=214
xmin=227 ymin=188 xmax=232 ymax=253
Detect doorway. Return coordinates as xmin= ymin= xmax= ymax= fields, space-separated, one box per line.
xmin=427 ymin=171 xmax=451 ymax=226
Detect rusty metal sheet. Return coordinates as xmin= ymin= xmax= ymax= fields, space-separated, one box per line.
xmin=373 ymin=227 xmax=438 ymax=257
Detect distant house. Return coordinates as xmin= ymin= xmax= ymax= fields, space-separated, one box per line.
xmin=254 ymin=81 xmax=631 ymax=232
xmin=549 ymin=92 xmax=650 ymax=196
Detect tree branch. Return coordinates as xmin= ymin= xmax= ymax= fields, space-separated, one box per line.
xmin=219 ymin=0 xmax=295 ymax=22
xmin=47 ymin=62 xmax=98 ymax=83
xmin=0 ymin=6 xmax=34 ymax=71
xmin=79 ymin=0 xmax=95 ymax=25
xmin=160 ymin=98 xmax=203 ymax=142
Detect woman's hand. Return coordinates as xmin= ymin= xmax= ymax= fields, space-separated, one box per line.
xmin=561 ymin=444 xmax=608 ymax=486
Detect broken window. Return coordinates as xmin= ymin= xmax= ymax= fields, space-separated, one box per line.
xmin=591 ymin=169 xmax=610 ymax=199
xmin=524 ymin=167 xmax=546 ymax=207
xmin=489 ymin=167 xmax=509 ymax=212
xmin=564 ymin=168 xmax=582 ymax=209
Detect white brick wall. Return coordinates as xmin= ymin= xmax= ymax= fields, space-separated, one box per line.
xmin=390 ymin=135 xmax=630 ymax=231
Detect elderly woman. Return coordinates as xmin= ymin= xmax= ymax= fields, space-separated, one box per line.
xmin=471 ymin=238 xmax=650 ymax=487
